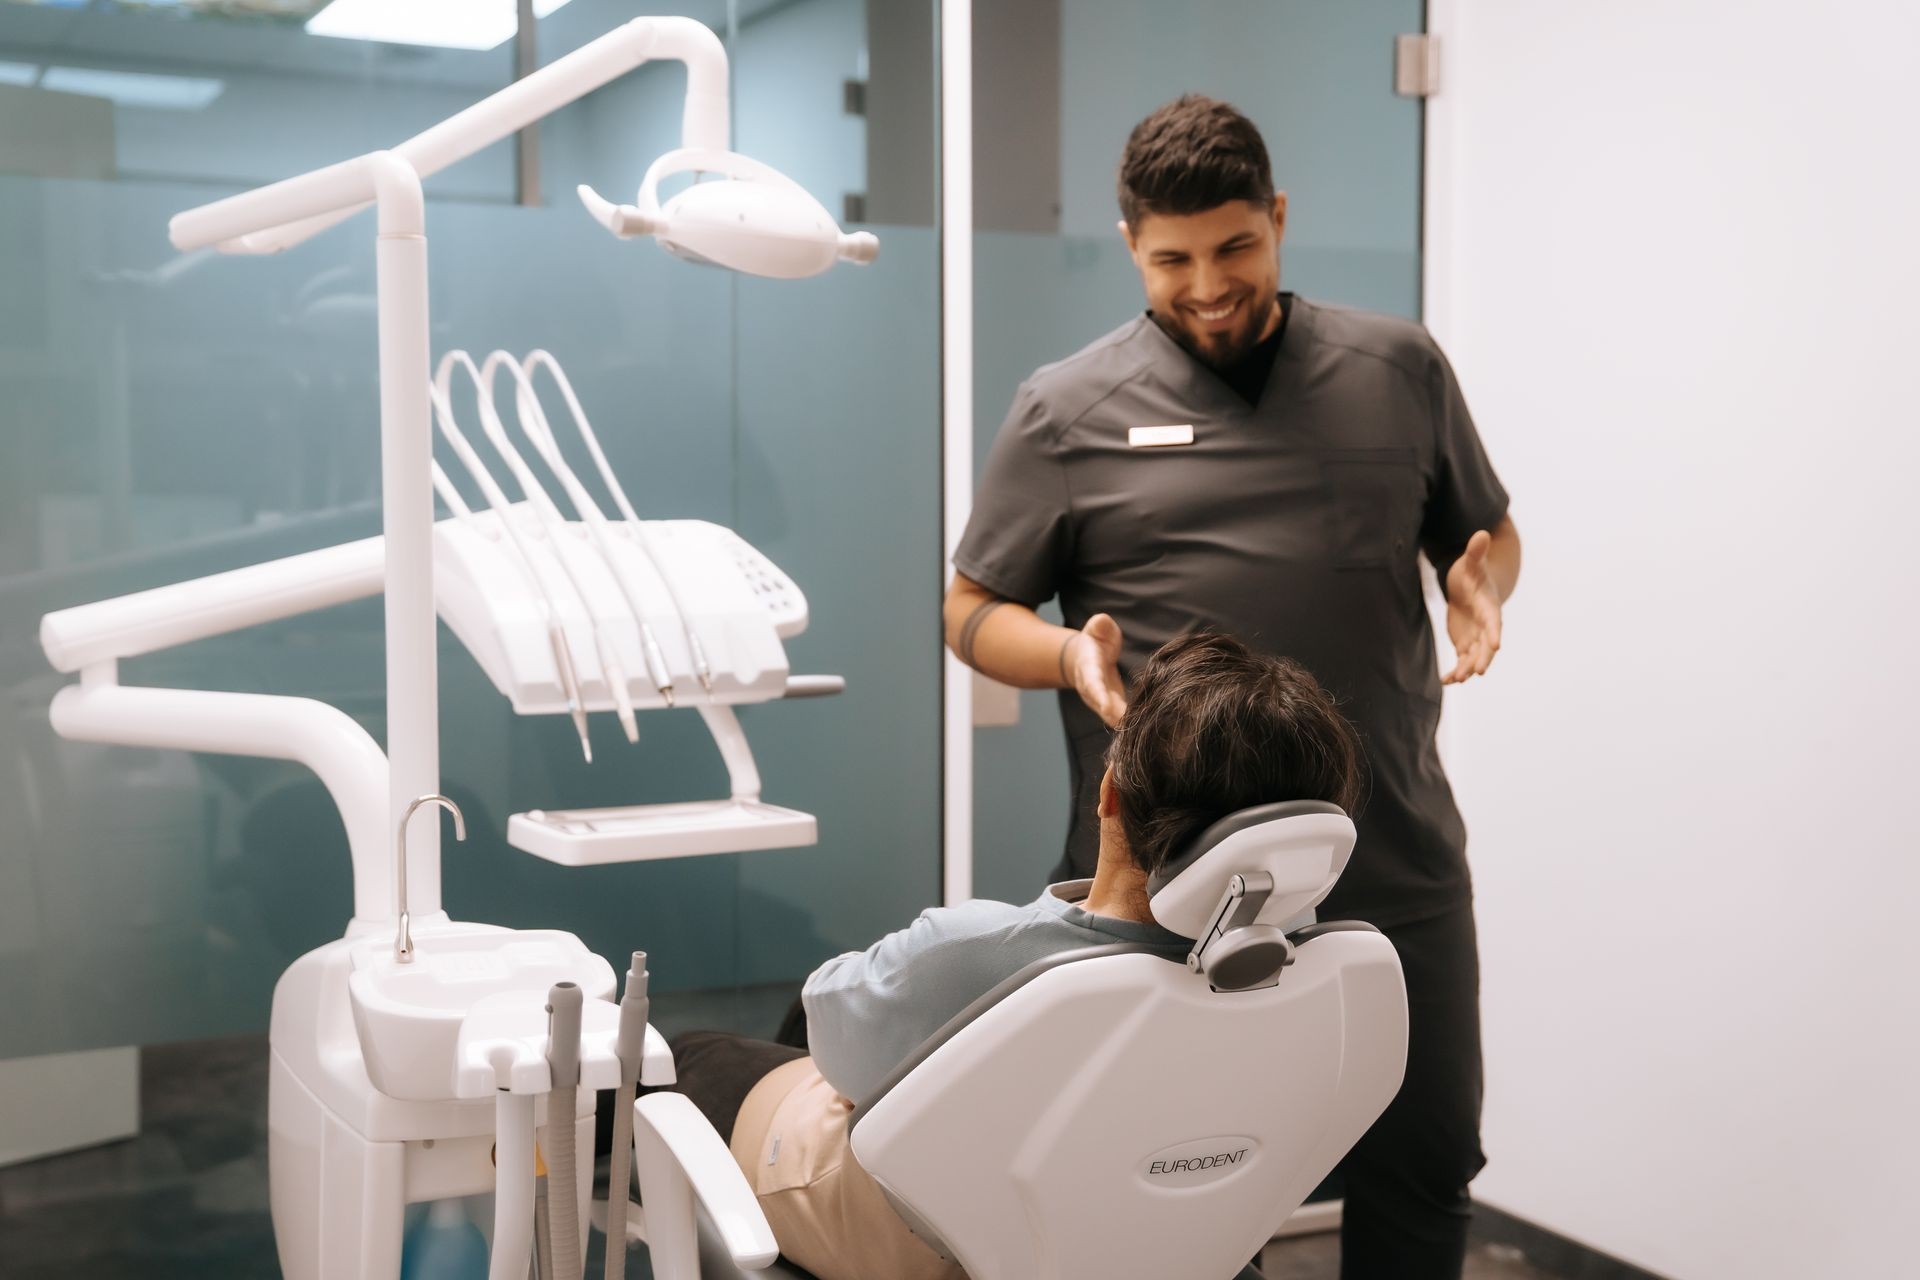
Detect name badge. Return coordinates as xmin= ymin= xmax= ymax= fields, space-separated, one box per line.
xmin=1129 ymin=424 xmax=1194 ymax=448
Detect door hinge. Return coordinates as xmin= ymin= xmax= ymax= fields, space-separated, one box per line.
xmin=1394 ymin=33 xmax=1439 ymax=98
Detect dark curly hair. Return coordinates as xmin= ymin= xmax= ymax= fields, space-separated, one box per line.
xmin=1118 ymin=94 xmax=1274 ymax=230
xmin=1105 ymin=633 xmax=1362 ymax=876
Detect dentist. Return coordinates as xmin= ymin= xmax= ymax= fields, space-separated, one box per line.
xmin=945 ymin=95 xmax=1520 ymax=1279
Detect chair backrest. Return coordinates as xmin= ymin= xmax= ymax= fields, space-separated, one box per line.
xmin=850 ymin=805 xmax=1404 ymax=1280
xmin=850 ymin=929 xmax=1406 ymax=1280
xmin=864 ymin=809 xmax=1405 ymax=1280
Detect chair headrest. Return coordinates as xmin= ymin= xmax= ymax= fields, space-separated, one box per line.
xmin=1147 ymin=800 xmax=1356 ymax=940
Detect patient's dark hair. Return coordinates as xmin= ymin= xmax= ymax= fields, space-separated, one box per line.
xmin=1106 ymin=633 xmax=1362 ymax=877
xmin=1118 ymin=94 xmax=1274 ymax=231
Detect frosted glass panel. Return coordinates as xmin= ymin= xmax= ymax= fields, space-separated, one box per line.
xmin=0 ymin=0 xmax=942 ymax=1060
xmin=0 ymin=0 xmax=516 ymax=194
xmin=731 ymin=228 xmax=942 ymax=984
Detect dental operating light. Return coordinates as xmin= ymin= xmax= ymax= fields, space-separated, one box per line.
xmin=579 ymin=147 xmax=879 ymax=279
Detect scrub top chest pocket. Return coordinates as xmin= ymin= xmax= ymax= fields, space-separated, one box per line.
xmin=1319 ymin=447 xmax=1421 ymax=571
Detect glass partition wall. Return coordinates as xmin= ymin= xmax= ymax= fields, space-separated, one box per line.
xmin=967 ymin=0 xmax=1427 ymax=903
xmin=0 ymin=0 xmax=941 ymax=1076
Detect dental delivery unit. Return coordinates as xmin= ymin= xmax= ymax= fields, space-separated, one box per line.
xmin=37 ymin=17 xmax=872 ymax=1280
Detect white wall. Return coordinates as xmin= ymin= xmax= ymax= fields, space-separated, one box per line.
xmin=1426 ymin=4 xmax=1920 ymax=1278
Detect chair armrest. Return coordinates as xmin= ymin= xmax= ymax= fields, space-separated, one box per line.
xmin=633 ymin=1092 xmax=779 ymax=1271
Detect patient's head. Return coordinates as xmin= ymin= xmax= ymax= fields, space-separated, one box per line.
xmin=1103 ymin=633 xmax=1362 ymax=878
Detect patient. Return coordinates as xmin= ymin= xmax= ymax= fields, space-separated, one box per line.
xmin=664 ymin=632 xmax=1363 ymax=1280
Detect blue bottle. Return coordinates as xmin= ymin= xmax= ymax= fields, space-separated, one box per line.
xmin=400 ymin=1198 xmax=491 ymax=1280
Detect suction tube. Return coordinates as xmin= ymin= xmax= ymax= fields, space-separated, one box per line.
xmin=604 ymin=953 xmax=651 ymax=1280
xmin=535 ymin=1175 xmax=554 ymax=1280
xmin=545 ymin=982 xmax=585 ymax=1280
xmin=491 ymin=1090 xmax=537 ymax=1280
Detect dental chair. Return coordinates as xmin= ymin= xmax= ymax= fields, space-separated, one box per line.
xmin=646 ymin=800 xmax=1409 ymax=1280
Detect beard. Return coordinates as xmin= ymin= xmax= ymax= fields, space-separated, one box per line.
xmin=1155 ymin=292 xmax=1279 ymax=370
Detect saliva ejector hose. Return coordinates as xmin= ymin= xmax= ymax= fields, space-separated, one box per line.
xmin=604 ymin=952 xmax=651 ymax=1280
xmin=544 ymin=982 xmax=585 ymax=1280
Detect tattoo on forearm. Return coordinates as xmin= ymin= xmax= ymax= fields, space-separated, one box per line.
xmin=1057 ymin=632 xmax=1077 ymax=687
xmin=957 ymin=599 xmax=1007 ymax=668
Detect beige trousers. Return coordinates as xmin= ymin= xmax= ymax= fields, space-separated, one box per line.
xmin=728 ymin=1056 xmax=966 ymax=1280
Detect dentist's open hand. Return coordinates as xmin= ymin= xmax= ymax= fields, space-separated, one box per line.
xmin=1068 ymin=613 xmax=1128 ymax=727
xmin=1442 ymin=529 xmax=1504 ymax=684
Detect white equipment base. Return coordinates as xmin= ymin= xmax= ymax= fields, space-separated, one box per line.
xmin=509 ymin=799 xmax=817 ymax=866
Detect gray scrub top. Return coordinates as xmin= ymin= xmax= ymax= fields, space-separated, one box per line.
xmin=955 ymin=295 xmax=1509 ymax=926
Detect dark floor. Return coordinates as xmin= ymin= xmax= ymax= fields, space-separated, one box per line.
xmin=1 ymin=992 xmax=1567 ymax=1280
xmin=1259 ymin=1233 xmax=1554 ymax=1280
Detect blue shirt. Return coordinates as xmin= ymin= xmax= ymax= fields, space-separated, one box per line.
xmin=801 ymin=882 xmax=1191 ymax=1105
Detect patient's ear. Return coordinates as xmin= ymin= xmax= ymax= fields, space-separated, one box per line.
xmin=1097 ymin=768 xmax=1121 ymax=819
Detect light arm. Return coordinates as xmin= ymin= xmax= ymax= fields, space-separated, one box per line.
xmin=49 ymin=685 xmax=394 ymax=925
xmin=184 ymin=16 xmax=728 ymax=256
xmin=40 ymin=538 xmax=383 ymax=672
xmin=171 ymin=150 xmax=423 ymax=251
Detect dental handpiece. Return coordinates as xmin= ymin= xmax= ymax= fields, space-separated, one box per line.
xmin=444 ymin=350 xmax=642 ymax=746
xmin=682 ymin=618 xmax=714 ymax=698
xmin=430 ymin=390 xmax=595 ymax=762
xmin=519 ymin=353 xmax=707 ymax=655
xmin=515 ymin=353 xmax=706 ymax=700
xmin=641 ymin=628 xmax=675 ymax=707
xmin=434 ymin=459 xmax=590 ymax=759
xmin=489 ymin=354 xmax=679 ymax=710
xmin=492 ymin=408 xmax=652 ymax=727
xmin=547 ymin=624 xmax=593 ymax=764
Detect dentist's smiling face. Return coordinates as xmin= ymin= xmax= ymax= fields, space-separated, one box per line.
xmin=1124 ymin=194 xmax=1287 ymax=369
